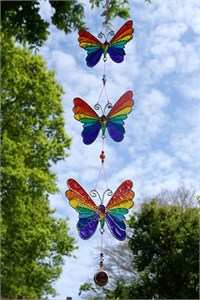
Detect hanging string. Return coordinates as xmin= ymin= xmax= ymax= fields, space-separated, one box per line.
xmin=104 ymin=81 xmax=109 ymax=104
xmin=103 ymin=56 xmax=107 ymax=80
xmin=94 ymin=138 xmax=109 ymax=191
xmin=103 ymin=60 xmax=110 ymax=104
xmin=102 ymin=136 xmax=105 ymax=152
xmin=96 ymin=60 xmax=109 ymax=106
xmin=95 ymin=79 xmax=109 ymax=105
xmin=94 ymin=163 xmax=103 ymax=191
xmin=96 ymin=85 xmax=105 ymax=105
xmin=102 ymin=161 xmax=109 ymax=190
xmin=100 ymin=232 xmax=104 ymax=269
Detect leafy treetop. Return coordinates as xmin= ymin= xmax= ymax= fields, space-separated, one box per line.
xmin=1 ymin=33 xmax=75 ymax=298
xmin=1 ymin=0 xmax=151 ymax=47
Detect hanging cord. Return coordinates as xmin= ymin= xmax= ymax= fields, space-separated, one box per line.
xmin=96 ymin=3 xmax=111 ymax=107
xmin=96 ymin=61 xmax=109 ymax=106
xmin=103 ymin=60 xmax=110 ymax=104
xmin=94 ymin=139 xmax=109 ymax=191
xmin=100 ymin=233 xmax=104 ymax=269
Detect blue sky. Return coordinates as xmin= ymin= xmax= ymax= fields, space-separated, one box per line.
xmin=39 ymin=0 xmax=199 ymax=298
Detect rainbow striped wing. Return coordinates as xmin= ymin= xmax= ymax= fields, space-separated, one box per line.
xmin=105 ymin=180 xmax=134 ymax=241
xmin=66 ymin=179 xmax=99 ymax=239
xmin=108 ymin=20 xmax=134 ymax=63
xmin=107 ymin=91 xmax=134 ymax=142
xmin=78 ymin=30 xmax=103 ymax=67
xmin=73 ymin=98 xmax=101 ymax=145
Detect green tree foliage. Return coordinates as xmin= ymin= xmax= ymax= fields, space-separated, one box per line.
xmin=1 ymin=0 xmax=151 ymax=47
xmin=79 ymin=188 xmax=199 ymax=299
xmin=1 ymin=0 xmax=84 ymax=47
xmin=108 ymin=200 xmax=199 ymax=299
xmin=128 ymin=200 xmax=199 ymax=299
xmin=0 ymin=0 xmax=126 ymax=47
xmin=1 ymin=33 xmax=75 ymax=298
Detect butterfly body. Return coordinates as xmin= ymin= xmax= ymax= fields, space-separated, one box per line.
xmin=78 ymin=20 xmax=134 ymax=67
xmin=100 ymin=115 xmax=107 ymax=136
xmin=73 ymin=91 xmax=134 ymax=145
xmin=102 ymin=41 xmax=109 ymax=56
xmin=66 ymin=179 xmax=135 ymax=241
xmin=98 ymin=204 xmax=106 ymax=228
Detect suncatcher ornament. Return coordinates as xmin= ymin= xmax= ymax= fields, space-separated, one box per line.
xmin=65 ymin=0 xmax=135 ymax=287
xmin=73 ymin=91 xmax=134 ymax=144
xmin=66 ymin=179 xmax=134 ymax=241
xmin=78 ymin=20 xmax=134 ymax=67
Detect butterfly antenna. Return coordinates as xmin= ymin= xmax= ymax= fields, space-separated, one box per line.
xmin=90 ymin=189 xmax=101 ymax=202
xmin=103 ymin=102 xmax=112 ymax=115
xmin=98 ymin=31 xmax=106 ymax=42
xmin=101 ymin=188 xmax=113 ymax=205
xmin=94 ymin=102 xmax=103 ymax=115
xmin=106 ymin=29 xmax=115 ymax=41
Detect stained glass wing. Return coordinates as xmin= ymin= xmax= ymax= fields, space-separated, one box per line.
xmin=73 ymin=98 xmax=101 ymax=144
xmin=78 ymin=30 xmax=103 ymax=67
xmin=66 ymin=179 xmax=99 ymax=239
xmin=78 ymin=215 xmax=100 ymax=240
xmin=108 ymin=20 xmax=134 ymax=63
xmin=106 ymin=91 xmax=134 ymax=142
xmin=105 ymin=180 xmax=134 ymax=241
xmin=105 ymin=213 xmax=126 ymax=241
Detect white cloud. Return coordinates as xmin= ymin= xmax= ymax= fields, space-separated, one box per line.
xmin=153 ymin=22 xmax=188 ymax=39
xmin=129 ymin=88 xmax=170 ymax=149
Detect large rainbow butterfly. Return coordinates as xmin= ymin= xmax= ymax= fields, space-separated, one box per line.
xmin=65 ymin=179 xmax=135 ymax=241
xmin=73 ymin=90 xmax=134 ymax=145
xmin=78 ymin=20 xmax=134 ymax=67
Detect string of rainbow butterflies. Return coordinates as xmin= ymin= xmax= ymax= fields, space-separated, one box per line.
xmin=65 ymin=12 xmax=135 ymax=285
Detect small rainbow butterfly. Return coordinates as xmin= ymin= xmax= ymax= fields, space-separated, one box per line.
xmin=73 ymin=90 xmax=134 ymax=145
xmin=78 ymin=20 xmax=134 ymax=67
xmin=65 ymin=179 xmax=135 ymax=241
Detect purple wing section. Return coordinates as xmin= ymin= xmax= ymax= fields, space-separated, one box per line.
xmin=107 ymin=47 xmax=125 ymax=63
xmin=79 ymin=215 xmax=100 ymax=239
xmin=82 ymin=122 xmax=101 ymax=144
xmin=86 ymin=48 xmax=104 ymax=67
xmin=105 ymin=214 xmax=126 ymax=241
xmin=107 ymin=121 xmax=124 ymax=142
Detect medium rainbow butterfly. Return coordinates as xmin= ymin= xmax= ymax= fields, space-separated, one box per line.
xmin=78 ymin=20 xmax=134 ymax=67
xmin=73 ymin=90 xmax=134 ymax=145
xmin=65 ymin=179 xmax=135 ymax=241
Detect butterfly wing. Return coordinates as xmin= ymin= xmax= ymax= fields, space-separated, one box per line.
xmin=66 ymin=179 xmax=99 ymax=239
xmin=73 ymin=98 xmax=101 ymax=145
xmin=108 ymin=20 xmax=134 ymax=63
xmin=105 ymin=180 xmax=134 ymax=241
xmin=78 ymin=30 xmax=104 ymax=67
xmin=106 ymin=91 xmax=134 ymax=142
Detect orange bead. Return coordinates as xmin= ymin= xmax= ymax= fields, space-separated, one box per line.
xmin=100 ymin=151 xmax=105 ymax=162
